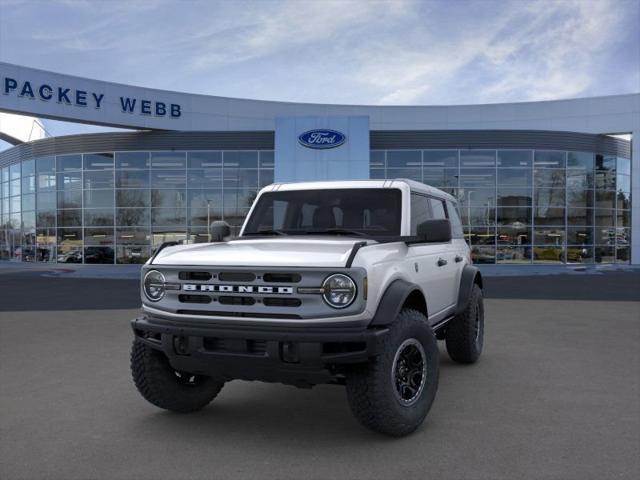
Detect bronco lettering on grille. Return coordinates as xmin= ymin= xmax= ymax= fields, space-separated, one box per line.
xmin=182 ymin=284 xmax=293 ymax=294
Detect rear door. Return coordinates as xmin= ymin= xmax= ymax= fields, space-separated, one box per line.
xmin=405 ymin=193 xmax=451 ymax=320
xmin=427 ymin=196 xmax=459 ymax=312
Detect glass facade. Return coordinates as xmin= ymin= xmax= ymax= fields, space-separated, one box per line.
xmin=371 ymin=149 xmax=631 ymax=264
xmin=0 ymin=151 xmax=274 ymax=264
xmin=0 ymin=147 xmax=631 ymax=265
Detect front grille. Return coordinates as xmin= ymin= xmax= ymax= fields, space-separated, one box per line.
xmin=179 ymin=271 xmax=212 ymax=281
xmin=203 ymin=337 xmax=267 ymax=355
xmin=179 ymin=294 xmax=212 ymax=304
xmin=219 ymin=271 xmax=256 ymax=282
xmin=219 ymin=296 xmax=256 ymax=306
xmin=263 ymin=273 xmax=301 ymax=283
xmin=176 ymin=309 xmax=302 ymax=319
xmin=263 ymin=297 xmax=302 ymax=307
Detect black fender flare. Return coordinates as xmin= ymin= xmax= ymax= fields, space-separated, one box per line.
xmin=369 ymin=279 xmax=425 ymax=327
xmin=455 ymin=265 xmax=483 ymax=316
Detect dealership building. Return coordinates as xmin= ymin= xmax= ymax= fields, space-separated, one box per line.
xmin=0 ymin=62 xmax=638 ymax=265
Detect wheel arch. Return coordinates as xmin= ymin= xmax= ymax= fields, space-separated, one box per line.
xmin=455 ymin=265 xmax=482 ymax=316
xmin=369 ymin=279 xmax=428 ymax=327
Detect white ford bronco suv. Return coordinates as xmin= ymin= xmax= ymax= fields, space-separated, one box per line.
xmin=130 ymin=179 xmax=484 ymax=436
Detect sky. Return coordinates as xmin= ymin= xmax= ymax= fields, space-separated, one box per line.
xmin=0 ymin=0 xmax=639 ymax=142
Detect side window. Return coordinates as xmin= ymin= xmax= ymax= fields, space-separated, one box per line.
xmin=446 ymin=200 xmax=464 ymax=238
xmin=410 ymin=193 xmax=431 ymax=234
xmin=429 ymin=198 xmax=447 ymax=220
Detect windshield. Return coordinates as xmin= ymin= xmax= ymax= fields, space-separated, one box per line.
xmin=242 ymin=188 xmax=402 ymax=237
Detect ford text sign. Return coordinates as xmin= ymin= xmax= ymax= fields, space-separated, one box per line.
xmin=298 ymin=129 xmax=346 ymax=149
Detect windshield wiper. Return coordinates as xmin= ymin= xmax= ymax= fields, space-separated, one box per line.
xmin=305 ymin=229 xmax=369 ymax=237
xmin=243 ymin=229 xmax=287 ymax=236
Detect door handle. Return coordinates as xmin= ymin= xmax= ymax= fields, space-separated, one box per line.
xmin=437 ymin=258 xmax=448 ymax=267
xmin=455 ymin=255 xmax=463 ymax=263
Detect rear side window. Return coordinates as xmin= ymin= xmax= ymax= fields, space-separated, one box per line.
xmin=410 ymin=193 xmax=431 ymax=235
xmin=429 ymin=198 xmax=447 ymax=219
xmin=446 ymin=200 xmax=464 ymax=238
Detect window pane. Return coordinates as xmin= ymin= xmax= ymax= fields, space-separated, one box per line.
xmin=534 ymin=188 xmax=565 ymax=208
xmin=386 ymin=168 xmax=421 ymax=180
xmin=84 ymin=228 xmax=114 ymax=245
xmin=10 ymin=178 xmax=20 ymax=196
xmin=116 ymin=170 xmax=149 ymax=188
xmin=498 ymin=225 xmax=531 ymax=245
xmin=498 ymin=150 xmax=532 ymax=168
xmin=423 ymin=168 xmax=458 ymax=188
xmin=370 ymin=168 xmax=385 ymax=179
xmin=84 ymin=190 xmax=114 ymax=209
xmin=187 ymin=151 xmax=222 ymax=169
xmin=117 ymin=189 xmax=150 ymax=208
xmin=223 ymin=189 xmax=259 ymax=211
xmin=117 ymin=208 xmax=150 ymax=226
xmin=594 ymin=191 xmax=616 ymax=209
xmin=36 ymin=157 xmax=55 ymax=173
xmin=84 ymin=246 xmax=114 ymax=264
xmin=423 ymin=150 xmax=457 ymax=168
xmin=57 ymin=171 xmax=82 ymax=190
xmin=115 ymin=152 xmax=149 ymax=169
xmin=259 ymin=151 xmax=275 ymax=168
xmin=594 ymin=209 xmax=615 ymax=227
xmin=534 ymin=206 xmax=565 ymax=225
xmin=223 ymin=168 xmax=259 ymax=188
xmin=57 ymin=190 xmax=82 ymax=209
xmin=470 ymin=246 xmax=496 ymax=264
xmin=533 ymin=246 xmax=564 ymax=263
xmin=615 ymin=246 xmax=630 ymax=264
xmin=223 ymin=151 xmax=258 ymax=168
xmin=116 ymin=245 xmax=151 ymax=264
xmin=534 ymin=227 xmax=565 ymax=245
xmin=188 ymin=168 xmax=222 ymax=188
xmin=151 ymin=208 xmax=187 ymax=226
xmin=595 ymin=246 xmax=615 ymax=263
xmin=22 ymin=175 xmax=36 ymax=194
xmin=566 ymin=247 xmax=593 ymax=264
xmin=57 ymin=154 xmax=82 ymax=171
xmin=461 ymin=206 xmax=495 ymax=226
xmin=616 ymin=210 xmax=631 ymax=227
xmin=151 ymin=170 xmax=186 ymax=188
xmin=567 ymin=208 xmax=593 ymax=226
xmin=460 ymin=151 xmax=495 ymax=167
xmin=84 ymin=170 xmax=114 ymax=189
xmin=37 ymin=173 xmax=56 ymax=191
xmin=57 ymin=209 xmax=82 ymax=227
xmin=497 ymin=207 xmax=531 ymax=225
xmin=36 ymin=210 xmax=55 ymax=228
xmin=151 ymin=189 xmax=186 ymax=208
xmin=259 ymin=170 xmax=274 ymax=187
xmin=150 ymin=152 xmax=186 ymax=169
xmin=116 ymin=227 xmax=150 ymax=245
xmin=534 ymin=151 xmax=565 ymax=168
xmin=567 ymin=227 xmax=593 ymax=244
xmin=566 ymin=169 xmax=593 ymax=189
xmin=566 ymin=188 xmax=593 ymax=208
xmin=616 ymin=174 xmax=630 ymax=194
xmin=22 ymin=193 xmax=35 ymax=211
xmin=459 ymin=168 xmax=495 ymax=187
xmin=37 ymin=191 xmax=57 ymax=210
xmin=458 ymin=188 xmax=496 ymax=207
xmin=386 ymin=150 xmax=421 ymax=167
xmin=410 ymin=194 xmax=430 ymax=234
xmin=84 ymin=209 xmax=114 ymax=226
xmin=594 ymin=227 xmax=616 ymax=244
xmin=497 ymin=169 xmax=531 ymax=186
xmin=497 ymin=188 xmax=532 ymax=206
xmin=534 ymin=169 xmax=565 ymax=187
xmin=616 ymin=157 xmax=630 ymax=176
xmin=567 ymin=151 xmax=593 ymax=169
xmin=21 ymin=159 xmax=35 ymax=176
xmin=497 ymin=246 xmax=532 ymax=263
xmin=83 ymin=153 xmax=114 ymax=170
xmin=596 ymin=155 xmax=616 ymax=172
xmin=467 ymin=227 xmax=496 ymax=245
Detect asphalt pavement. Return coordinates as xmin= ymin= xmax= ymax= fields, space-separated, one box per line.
xmin=0 ymin=271 xmax=639 ymax=479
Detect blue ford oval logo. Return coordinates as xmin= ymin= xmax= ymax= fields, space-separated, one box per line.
xmin=298 ymin=129 xmax=346 ymax=149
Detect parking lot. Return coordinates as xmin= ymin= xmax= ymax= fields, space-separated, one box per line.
xmin=1 ymin=269 xmax=639 ymax=480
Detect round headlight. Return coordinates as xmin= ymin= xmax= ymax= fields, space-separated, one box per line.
xmin=143 ymin=270 xmax=166 ymax=302
xmin=322 ymin=274 xmax=357 ymax=309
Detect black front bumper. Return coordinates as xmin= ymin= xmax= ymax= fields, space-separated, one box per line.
xmin=131 ymin=315 xmax=388 ymax=386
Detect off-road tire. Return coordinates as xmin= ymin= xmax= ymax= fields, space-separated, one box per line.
xmin=131 ymin=340 xmax=224 ymax=413
xmin=445 ymin=283 xmax=484 ymax=364
xmin=345 ymin=309 xmax=439 ymax=436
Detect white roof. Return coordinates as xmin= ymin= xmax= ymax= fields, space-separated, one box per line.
xmin=262 ymin=179 xmax=456 ymax=203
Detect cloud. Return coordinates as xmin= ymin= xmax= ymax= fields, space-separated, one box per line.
xmin=0 ymin=0 xmax=637 ymax=106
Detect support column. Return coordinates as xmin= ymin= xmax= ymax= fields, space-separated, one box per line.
xmin=631 ymin=129 xmax=639 ymax=265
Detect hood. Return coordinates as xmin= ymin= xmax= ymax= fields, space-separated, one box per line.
xmin=152 ymin=237 xmax=371 ymax=268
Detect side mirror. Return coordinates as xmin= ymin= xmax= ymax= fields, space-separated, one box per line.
xmin=209 ymin=220 xmax=231 ymax=242
xmin=416 ymin=219 xmax=452 ymax=243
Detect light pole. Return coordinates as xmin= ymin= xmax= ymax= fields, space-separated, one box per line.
xmin=207 ymin=200 xmax=211 ymax=242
